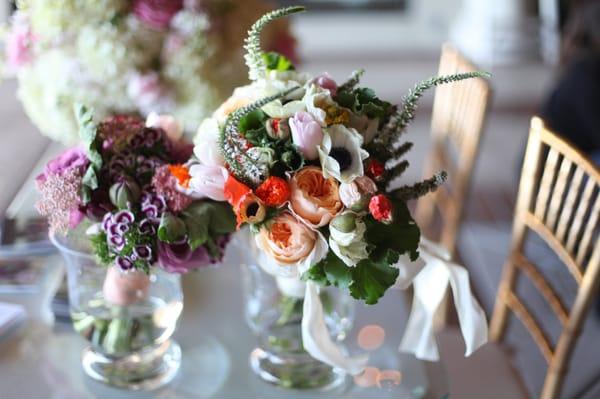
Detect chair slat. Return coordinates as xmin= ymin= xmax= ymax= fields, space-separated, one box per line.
xmin=505 ymin=291 xmax=553 ymax=363
xmin=535 ymin=149 xmax=560 ymax=221
xmin=525 ymin=212 xmax=583 ymax=284
xmin=556 ymin=167 xmax=585 ymax=242
xmin=514 ymin=254 xmax=569 ymax=326
xmin=576 ymin=194 xmax=600 ymax=266
xmin=546 ymin=157 xmax=572 ymax=231
xmin=566 ymin=178 xmax=596 ymax=253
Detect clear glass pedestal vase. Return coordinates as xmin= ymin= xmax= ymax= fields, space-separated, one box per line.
xmin=242 ymin=263 xmax=354 ymax=391
xmin=51 ymin=230 xmax=183 ymax=390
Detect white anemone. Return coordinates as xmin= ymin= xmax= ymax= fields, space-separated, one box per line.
xmin=318 ymin=124 xmax=369 ymax=184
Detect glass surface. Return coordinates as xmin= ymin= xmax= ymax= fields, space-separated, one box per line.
xmin=50 ymin=228 xmax=183 ymax=390
xmin=242 ymin=263 xmax=354 ymax=390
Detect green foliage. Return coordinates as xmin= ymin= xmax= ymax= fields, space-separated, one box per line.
xmin=157 ymin=213 xmax=187 ymax=244
xmin=389 ymin=171 xmax=448 ymax=202
xmin=262 ymin=52 xmax=295 ymax=72
xmin=244 ymin=6 xmax=305 ymax=80
xmin=364 ymin=199 xmax=420 ymax=261
xmin=238 ymin=109 xmax=270 ymax=146
xmin=219 ymin=86 xmax=300 ymax=187
xmin=334 ymin=87 xmax=392 ymax=125
xmin=349 ymin=249 xmax=400 ymax=304
xmin=181 ymin=202 xmax=236 ymax=250
xmin=75 ymin=104 xmax=102 ymax=204
xmin=90 ymin=232 xmax=113 ymax=266
xmin=337 ymin=69 xmax=365 ymax=93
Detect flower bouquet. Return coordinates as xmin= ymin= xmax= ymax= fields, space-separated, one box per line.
xmin=190 ymin=6 xmax=489 ymax=388
xmin=36 ymin=107 xmax=235 ymax=389
xmin=2 ymin=0 xmax=296 ymax=143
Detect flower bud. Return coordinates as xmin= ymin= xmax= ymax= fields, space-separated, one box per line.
xmin=265 ymin=118 xmax=291 ymax=140
xmin=331 ymin=212 xmax=357 ymax=233
xmin=109 ymin=178 xmax=141 ymax=209
xmin=369 ymin=194 xmax=393 ymax=224
xmin=339 ymin=176 xmax=377 ymax=211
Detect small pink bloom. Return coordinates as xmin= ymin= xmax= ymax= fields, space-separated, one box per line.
xmin=289 ymin=112 xmax=324 ymax=161
xmin=5 ymin=12 xmax=35 ymax=71
xmin=132 ymin=0 xmax=183 ymax=30
xmin=313 ymin=73 xmax=338 ymax=96
xmin=186 ymin=164 xmax=228 ymax=201
xmin=127 ymin=72 xmax=174 ymax=115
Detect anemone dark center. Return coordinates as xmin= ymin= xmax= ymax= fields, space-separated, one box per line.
xmin=330 ymin=147 xmax=352 ymax=171
xmin=247 ymin=202 xmax=260 ymax=217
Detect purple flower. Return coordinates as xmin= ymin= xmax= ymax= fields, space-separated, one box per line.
xmin=116 ymin=256 xmax=133 ymax=271
xmin=157 ymin=235 xmax=230 ymax=274
xmin=109 ymin=235 xmax=126 ymax=251
xmin=133 ymin=245 xmax=153 ymax=261
xmin=36 ymin=147 xmax=88 ymax=184
xmin=114 ymin=210 xmax=135 ymax=225
xmin=142 ymin=203 xmax=160 ymax=222
xmin=139 ymin=219 xmax=156 ymax=235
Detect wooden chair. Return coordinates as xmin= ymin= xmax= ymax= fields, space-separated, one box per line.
xmin=489 ymin=117 xmax=600 ymax=399
xmin=415 ymin=43 xmax=491 ymax=259
xmin=439 ymin=117 xmax=600 ymax=399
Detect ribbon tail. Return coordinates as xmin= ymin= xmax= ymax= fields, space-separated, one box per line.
xmin=301 ymin=281 xmax=368 ymax=375
xmin=446 ymin=264 xmax=488 ymax=356
xmin=398 ymin=262 xmax=448 ymax=361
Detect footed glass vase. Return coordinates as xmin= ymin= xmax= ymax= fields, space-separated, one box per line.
xmin=242 ymin=263 xmax=354 ymax=391
xmin=51 ymin=231 xmax=183 ymax=390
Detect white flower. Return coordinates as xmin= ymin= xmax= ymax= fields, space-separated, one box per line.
xmin=262 ymin=99 xmax=305 ymax=119
xmin=193 ymin=118 xmax=225 ymax=166
xmin=329 ymin=212 xmax=369 ymax=267
xmin=339 ymin=176 xmax=377 ymax=210
xmin=303 ymin=84 xmax=337 ymax=126
xmin=318 ymin=124 xmax=370 ymax=184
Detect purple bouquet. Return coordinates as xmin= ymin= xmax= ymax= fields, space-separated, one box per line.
xmin=36 ymin=107 xmax=235 ymax=274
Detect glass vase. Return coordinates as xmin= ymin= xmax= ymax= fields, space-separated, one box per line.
xmin=50 ymin=230 xmax=183 ymax=390
xmin=241 ymin=263 xmax=354 ymax=391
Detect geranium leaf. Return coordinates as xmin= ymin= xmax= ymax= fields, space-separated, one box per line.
xmin=349 ymin=249 xmax=399 ymax=304
xmin=158 ymin=213 xmax=187 ymax=244
xmin=322 ymin=252 xmax=353 ymax=289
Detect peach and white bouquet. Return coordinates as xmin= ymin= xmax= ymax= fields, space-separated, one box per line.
xmin=181 ymin=6 xmax=490 ymax=375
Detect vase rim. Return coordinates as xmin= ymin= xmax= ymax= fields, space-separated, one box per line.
xmin=49 ymin=230 xmax=95 ymax=260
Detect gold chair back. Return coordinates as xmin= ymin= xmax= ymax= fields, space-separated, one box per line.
xmin=490 ymin=117 xmax=600 ymax=399
xmin=415 ymin=43 xmax=491 ymax=258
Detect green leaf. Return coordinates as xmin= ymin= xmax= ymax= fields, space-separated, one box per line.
xmin=349 ymin=249 xmax=400 ymax=304
xmin=238 ymin=109 xmax=268 ymax=134
xmin=208 ymin=202 xmax=236 ymax=234
xmin=158 ymin=213 xmax=187 ymax=244
xmin=262 ymin=51 xmax=295 ymax=72
xmin=322 ymin=252 xmax=353 ymax=289
xmin=301 ymin=262 xmax=330 ymax=286
xmin=82 ymin=166 xmax=98 ymax=190
xmin=364 ymin=199 xmax=420 ymax=261
xmin=181 ymin=202 xmax=236 ymax=250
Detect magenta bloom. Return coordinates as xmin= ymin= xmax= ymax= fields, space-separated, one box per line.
xmin=36 ymin=147 xmax=88 ymax=184
xmin=157 ymin=235 xmax=230 ymax=274
xmin=133 ymin=0 xmax=184 ymax=30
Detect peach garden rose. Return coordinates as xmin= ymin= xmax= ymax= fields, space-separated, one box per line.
xmin=289 ymin=166 xmax=343 ymax=227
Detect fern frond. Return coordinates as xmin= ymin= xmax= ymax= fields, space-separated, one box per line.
xmin=244 ymin=6 xmax=306 ymax=81
xmin=220 ymin=86 xmax=301 ymax=187
xmin=338 ymin=69 xmax=365 ymax=92
xmin=388 ymin=171 xmax=448 ymax=200
xmin=385 ymin=160 xmax=410 ymax=189
xmin=377 ymin=71 xmax=490 ymax=148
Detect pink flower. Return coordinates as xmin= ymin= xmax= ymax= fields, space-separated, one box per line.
xmin=146 ymin=112 xmax=183 ymax=142
xmin=186 ymin=164 xmax=228 ymax=201
xmin=5 ymin=12 xmax=35 ymax=71
xmin=152 ymin=165 xmax=193 ymax=212
xmin=36 ymin=147 xmax=88 ymax=184
xmin=132 ymin=0 xmax=183 ymax=30
xmin=289 ymin=112 xmax=324 ymax=161
xmin=339 ymin=176 xmax=377 ymax=209
xmin=127 ymin=72 xmax=174 ymax=115
xmin=313 ymin=73 xmax=338 ymax=96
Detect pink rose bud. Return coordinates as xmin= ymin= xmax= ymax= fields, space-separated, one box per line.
xmin=186 ymin=164 xmax=229 ymax=201
xmin=313 ymin=73 xmax=338 ymax=96
xmin=289 ymin=112 xmax=324 ymax=161
xmin=339 ymin=176 xmax=377 ymax=210
xmin=102 ymin=266 xmax=150 ymax=306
